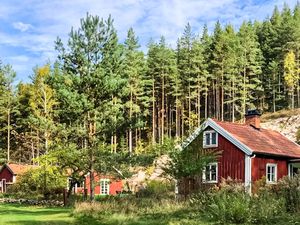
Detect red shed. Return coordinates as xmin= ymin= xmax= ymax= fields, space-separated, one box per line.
xmin=182 ymin=110 xmax=300 ymax=193
xmin=0 ymin=163 xmax=36 ymax=193
xmin=77 ymin=172 xmax=123 ymax=196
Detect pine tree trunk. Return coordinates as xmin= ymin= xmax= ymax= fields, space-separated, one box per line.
xmin=197 ymin=86 xmax=201 ymax=127
xmin=243 ymin=66 xmax=247 ymax=118
xmin=188 ymin=83 xmax=191 ymax=131
xmin=111 ymin=135 xmax=114 ymax=153
xmin=205 ymin=81 xmax=208 ymax=119
xmin=221 ymin=64 xmax=224 ymax=121
xmin=7 ymin=109 xmax=10 ymax=162
xmin=232 ymin=81 xmax=235 ymax=122
xmin=175 ymin=96 xmax=180 ymax=139
xmin=114 ymin=134 xmax=117 ymax=153
xmin=152 ymin=79 xmax=156 ymax=144
xmin=161 ymin=73 xmax=165 ymax=144
xmin=129 ymin=89 xmax=133 ymax=154
xmin=273 ymin=72 xmax=276 ymax=112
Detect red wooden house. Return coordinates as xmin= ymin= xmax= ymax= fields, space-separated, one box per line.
xmin=181 ymin=110 xmax=300 ymax=193
xmin=0 ymin=163 xmax=36 ymax=193
xmin=73 ymin=173 xmax=123 ymax=196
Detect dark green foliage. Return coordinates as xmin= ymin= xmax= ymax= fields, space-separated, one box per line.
xmin=191 ymin=187 xmax=285 ymax=224
xmin=276 ymin=174 xmax=300 ymax=213
xmin=8 ymin=166 xmax=67 ymax=199
xmin=0 ymin=4 xmax=300 ymax=204
xmin=136 ymin=180 xmax=174 ymax=199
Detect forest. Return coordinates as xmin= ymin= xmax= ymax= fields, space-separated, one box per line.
xmin=0 ymin=3 xmax=299 ymax=172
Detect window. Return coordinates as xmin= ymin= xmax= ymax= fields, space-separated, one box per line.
xmin=202 ymin=163 xmax=218 ymax=183
xmin=203 ymin=130 xmax=218 ymax=148
xmin=266 ymin=164 xmax=277 ymax=183
xmin=100 ymin=179 xmax=110 ymax=195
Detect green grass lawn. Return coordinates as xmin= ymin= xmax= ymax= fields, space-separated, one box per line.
xmin=2 ymin=202 xmax=299 ymax=225
xmin=0 ymin=203 xmax=211 ymax=225
xmin=0 ymin=204 xmax=74 ymax=225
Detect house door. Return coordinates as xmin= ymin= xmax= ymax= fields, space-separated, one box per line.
xmin=288 ymin=163 xmax=300 ymax=177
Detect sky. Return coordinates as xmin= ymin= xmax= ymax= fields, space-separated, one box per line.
xmin=0 ymin=0 xmax=298 ymax=82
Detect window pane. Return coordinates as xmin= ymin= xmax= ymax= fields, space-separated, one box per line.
xmin=205 ymin=133 xmax=210 ymax=145
xmin=267 ymin=165 xmax=276 ymax=182
xmin=211 ymin=165 xmax=217 ymax=181
xmin=101 ymin=180 xmax=109 ymax=194
xmin=205 ymin=166 xmax=210 ymax=180
xmin=211 ymin=132 xmax=217 ymax=145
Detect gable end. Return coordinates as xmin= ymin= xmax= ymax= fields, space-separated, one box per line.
xmin=181 ymin=118 xmax=253 ymax=156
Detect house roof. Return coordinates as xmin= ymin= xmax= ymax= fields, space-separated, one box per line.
xmin=181 ymin=118 xmax=300 ymax=158
xmin=0 ymin=163 xmax=37 ymax=175
xmin=213 ymin=119 xmax=300 ymax=158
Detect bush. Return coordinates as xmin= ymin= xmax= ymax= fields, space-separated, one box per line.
xmin=190 ymin=182 xmax=286 ymax=224
xmin=136 ymin=180 xmax=174 ymax=199
xmin=204 ymin=191 xmax=250 ymax=224
xmin=250 ymin=192 xmax=285 ymax=224
xmin=276 ymin=175 xmax=300 ymax=213
xmin=8 ymin=165 xmax=67 ymax=199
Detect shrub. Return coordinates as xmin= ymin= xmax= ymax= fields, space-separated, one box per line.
xmin=190 ymin=179 xmax=286 ymax=225
xmin=8 ymin=166 xmax=67 ymax=199
xmin=136 ymin=180 xmax=174 ymax=199
xmin=276 ymin=175 xmax=300 ymax=213
xmin=250 ymin=192 xmax=285 ymax=224
xmin=205 ymin=191 xmax=251 ymax=224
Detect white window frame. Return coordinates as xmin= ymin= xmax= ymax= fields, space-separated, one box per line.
xmin=202 ymin=162 xmax=218 ymax=183
xmin=100 ymin=179 xmax=110 ymax=195
xmin=203 ymin=130 xmax=218 ymax=148
xmin=266 ymin=163 xmax=277 ymax=184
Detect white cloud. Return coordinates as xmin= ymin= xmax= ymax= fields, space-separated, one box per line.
xmin=0 ymin=0 xmax=299 ymax=82
xmin=12 ymin=22 xmax=33 ymax=32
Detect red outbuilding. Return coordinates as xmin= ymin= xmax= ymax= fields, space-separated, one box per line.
xmin=181 ymin=110 xmax=300 ymax=193
xmin=70 ymin=172 xmax=123 ymax=196
xmin=83 ymin=173 xmax=123 ymax=196
xmin=0 ymin=163 xmax=36 ymax=193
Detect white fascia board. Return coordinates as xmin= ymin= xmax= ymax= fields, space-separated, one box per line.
xmin=179 ymin=120 xmax=208 ymax=150
xmin=180 ymin=118 xmax=253 ymax=156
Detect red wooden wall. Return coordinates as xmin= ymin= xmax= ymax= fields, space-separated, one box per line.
xmin=84 ymin=173 xmax=123 ymax=195
xmin=251 ymin=156 xmax=288 ymax=183
xmin=0 ymin=166 xmax=13 ymax=183
xmin=217 ymin=135 xmax=245 ymax=182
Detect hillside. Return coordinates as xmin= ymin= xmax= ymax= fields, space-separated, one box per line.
xmin=261 ymin=109 xmax=300 ymax=143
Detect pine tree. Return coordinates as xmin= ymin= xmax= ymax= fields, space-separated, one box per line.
xmin=0 ymin=63 xmax=18 ymax=162
xmin=123 ymin=28 xmax=147 ymax=154
xmin=238 ymin=21 xmax=263 ymax=117
xmin=284 ymin=50 xmax=297 ymax=109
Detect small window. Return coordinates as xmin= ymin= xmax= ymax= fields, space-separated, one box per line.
xmin=203 ymin=130 xmax=218 ymax=148
xmin=100 ymin=179 xmax=110 ymax=195
xmin=203 ymin=162 xmax=218 ymax=183
xmin=266 ymin=164 xmax=277 ymax=184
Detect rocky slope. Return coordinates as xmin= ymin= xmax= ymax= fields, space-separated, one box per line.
xmin=261 ymin=110 xmax=300 ymax=142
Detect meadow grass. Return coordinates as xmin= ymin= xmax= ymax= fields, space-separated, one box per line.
xmin=0 ymin=203 xmax=73 ymax=225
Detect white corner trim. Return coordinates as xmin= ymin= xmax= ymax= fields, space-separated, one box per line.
xmin=180 ymin=118 xmax=253 ymax=156
xmin=245 ymin=155 xmax=252 ymax=193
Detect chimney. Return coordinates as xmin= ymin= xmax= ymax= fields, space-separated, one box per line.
xmin=245 ymin=109 xmax=261 ymax=129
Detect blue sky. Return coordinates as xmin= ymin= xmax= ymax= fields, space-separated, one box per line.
xmin=0 ymin=0 xmax=298 ymax=82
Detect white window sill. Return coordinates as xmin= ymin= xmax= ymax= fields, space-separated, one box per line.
xmin=202 ymin=180 xmax=218 ymax=184
xmin=203 ymin=145 xmax=218 ymax=148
